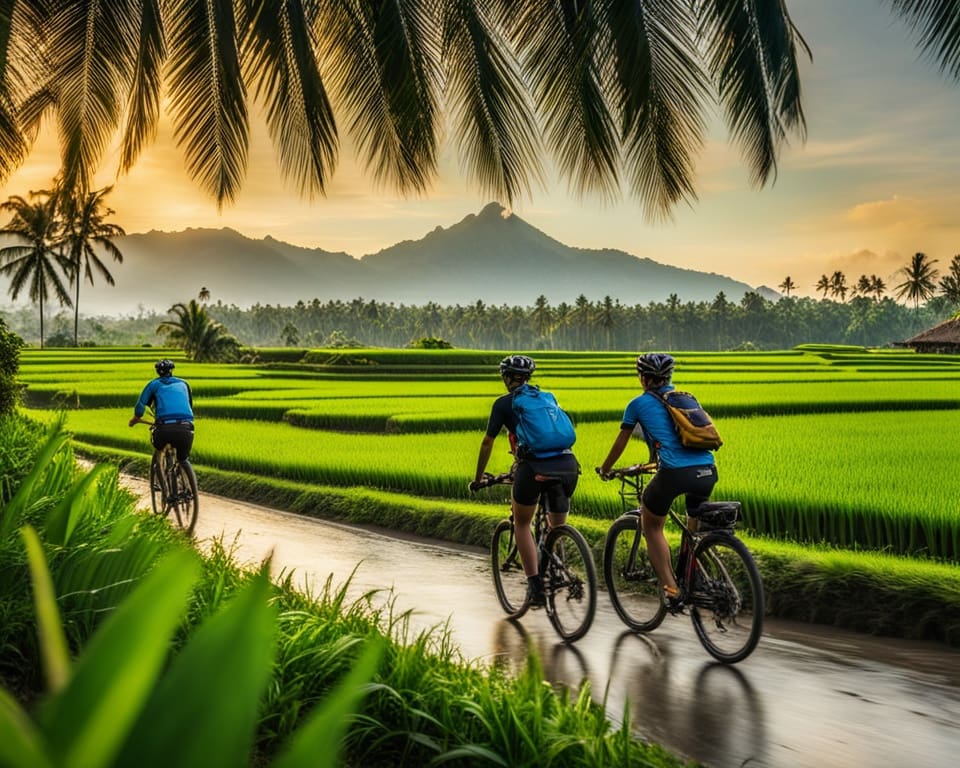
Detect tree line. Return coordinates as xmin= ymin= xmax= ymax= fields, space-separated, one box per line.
xmin=3 ymin=288 xmax=950 ymax=353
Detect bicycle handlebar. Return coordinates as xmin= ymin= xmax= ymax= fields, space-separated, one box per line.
xmin=596 ymin=463 xmax=657 ymax=480
xmin=470 ymin=471 xmax=514 ymax=491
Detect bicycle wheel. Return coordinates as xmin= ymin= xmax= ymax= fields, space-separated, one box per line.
xmin=491 ymin=519 xmax=528 ymax=618
xmin=689 ymin=533 xmax=764 ymax=664
xmin=149 ymin=453 xmax=165 ymax=515
xmin=544 ymin=525 xmax=597 ymax=642
xmin=603 ymin=514 xmax=667 ymax=632
xmin=168 ymin=461 xmax=199 ymax=536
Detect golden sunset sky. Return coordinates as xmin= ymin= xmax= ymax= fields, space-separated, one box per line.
xmin=2 ymin=0 xmax=960 ymax=303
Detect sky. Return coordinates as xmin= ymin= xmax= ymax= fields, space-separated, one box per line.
xmin=3 ymin=0 xmax=960 ymax=308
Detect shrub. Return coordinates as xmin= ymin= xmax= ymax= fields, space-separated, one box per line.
xmin=0 ymin=317 xmax=23 ymax=416
xmin=408 ymin=336 xmax=453 ymax=349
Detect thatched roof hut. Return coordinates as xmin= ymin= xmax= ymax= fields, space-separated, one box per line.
xmin=903 ymin=316 xmax=960 ymax=353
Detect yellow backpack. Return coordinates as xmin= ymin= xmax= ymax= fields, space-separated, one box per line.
xmin=650 ymin=389 xmax=723 ymax=451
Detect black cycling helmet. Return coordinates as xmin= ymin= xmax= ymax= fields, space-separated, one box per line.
xmin=636 ymin=352 xmax=674 ymax=379
xmin=155 ymin=359 xmax=175 ymax=377
xmin=499 ymin=354 xmax=536 ymax=378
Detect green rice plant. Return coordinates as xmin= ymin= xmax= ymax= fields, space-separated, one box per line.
xmin=0 ymin=529 xmax=384 ymax=768
xmin=53 ymin=401 xmax=960 ymax=561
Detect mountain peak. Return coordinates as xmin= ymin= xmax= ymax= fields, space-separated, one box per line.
xmin=478 ymin=201 xmax=510 ymax=220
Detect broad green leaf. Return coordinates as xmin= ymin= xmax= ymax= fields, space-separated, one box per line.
xmin=272 ymin=638 xmax=384 ymax=768
xmin=44 ymin=464 xmax=111 ymax=546
xmin=113 ymin=571 xmax=278 ymax=768
xmin=1 ymin=427 xmax=69 ymax=540
xmin=21 ymin=527 xmax=70 ymax=694
xmin=39 ymin=548 xmax=200 ymax=768
xmin=0 ymin=688 xmax=54 ymax=768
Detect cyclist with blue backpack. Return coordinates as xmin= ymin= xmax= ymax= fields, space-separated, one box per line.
xmin=470 ymin=355 xmax=580 ymax=607
xmin=128 ymin=359 xmax=195 ymax=462
xmin=597 ymin=352 xmax=718 ymax=608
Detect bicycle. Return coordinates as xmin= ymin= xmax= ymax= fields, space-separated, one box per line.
xmin=475 ymin=471 xmax=597 ymax=643
xmin=602 ymin=464 xmax=763 ymax=663
xmin=137 ymin=420 xmax=199 ymax=535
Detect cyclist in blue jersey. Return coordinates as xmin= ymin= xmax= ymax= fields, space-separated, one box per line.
xmin=470 ymin=355 xmax=580 ymax=607
xmin=129 ymin=359 xmax=195 ymax=462
xmin=597 ymin=353 xmax=717 ymax=607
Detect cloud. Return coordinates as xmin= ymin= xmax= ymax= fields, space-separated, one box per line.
xmin=823 ymin=248 xmax=909 ymax=283
xmin=843 ymin=196 xmax=928 ymax=229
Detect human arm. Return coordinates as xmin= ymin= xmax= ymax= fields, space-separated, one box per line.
xmin=471 ymin=434 xmax=497 ymax=490
xmin=598 ymin=428 xmax=633 ymax=477
xmin=130 ymin=381 xmax=155 ymax=425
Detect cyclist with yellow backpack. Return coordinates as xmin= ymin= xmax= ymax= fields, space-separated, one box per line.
xmin=597 ymin=352 xmax=718 ymax=608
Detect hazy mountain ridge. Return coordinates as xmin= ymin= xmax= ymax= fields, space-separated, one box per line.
xmin=2 ymin=204 xmax=759 ymax=315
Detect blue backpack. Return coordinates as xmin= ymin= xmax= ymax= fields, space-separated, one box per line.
xmin=511 ymin=383 xmax=577 ymax=459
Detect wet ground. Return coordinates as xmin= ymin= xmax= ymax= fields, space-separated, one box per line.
xmin=123 ymin=477 xmax=960 ymax=768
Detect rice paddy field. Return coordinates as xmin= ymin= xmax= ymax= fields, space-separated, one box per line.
xmin=17 ymin=344 xmax=960 ymax=643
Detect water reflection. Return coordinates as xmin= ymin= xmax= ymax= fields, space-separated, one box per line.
xmin=689 ymin=663 xmax=768 ymax=767
xmin=489 ymin=618 xmax=591 ymax=692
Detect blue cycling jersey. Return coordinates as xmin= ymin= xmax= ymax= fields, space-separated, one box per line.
xmin=134 ymin=375 xmax=194 ymax=422
xmin=620 ymin=385 xmax=713 ymax=469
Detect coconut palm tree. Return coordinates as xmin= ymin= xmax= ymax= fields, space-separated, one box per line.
xmin=829 ymin=271 xmax=848 ymax=302
xmin=778 ymin=276 xmax=796 ymax=298
xmin=869 ymin=275 xmax=887 ymax=302
xmin=894 ymin=252 xmax=939 ymax=311
xmin=815 ymin=274 xmax=831 ymax=300
xmin=157 ymin=300 xmax=239 ymax=362
xmin=938 ymin=255 xmax=960 ymax=307
xmin=0 ymin=192 xmax=72 ymax=348
xmin=59 ymin=185 xmax=125 ymax=345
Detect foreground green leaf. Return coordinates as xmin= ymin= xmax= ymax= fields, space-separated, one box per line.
xmin=21 ymin=527 xmax=70 ymax=695
xmin=0 ymin=688 xmax=53 ymax=768
xmin=39 ymin=548 xmax=200 ymax=768
xmin=272 ymin=637 xmax=384 ymax=768
xmin=114 ymin=570 xmax=278 ymax=768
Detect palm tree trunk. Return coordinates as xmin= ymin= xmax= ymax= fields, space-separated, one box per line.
xmin=74 ymin=262 xmax=80 ymax=346
xmin=73 ymin=266 xmax=80 ymax=347
xmin=39 ymin=294 xmax=44 ymax=349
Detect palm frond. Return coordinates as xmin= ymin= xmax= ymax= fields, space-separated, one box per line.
xmin=440 ymin=0 xmax=542 ymax=204
xmin=240 ymin=0 xmax=337 ymax=198
xmin=603 ymin=0 xmax=708 ymax=219
xmin=0 ymin=0 xmax=49 ymax=180
xmin=508 ymin=0 xmax=620 ymax=200
xmin=165 ymin=0 xmax=248 ymax=206
xmin=119 ymin=0 xmax=165 ymax=174
xmin=699 ymin=0 xmax=809 ymax=188
xmin=755 ymin=0 xmax=809 ymax=138
xmin=17 ymin=84 xmax=57 ymax=142
xmin=889 ymin=0 xmax=960 ymax=80
xmin=47 ymin=0 xmax=141 ymax=193
xmin=321 ymin=0 xmax=441 ymax=193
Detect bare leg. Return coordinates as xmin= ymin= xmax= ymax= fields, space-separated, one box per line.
xmin=641 ymin=505 xmax=677 ymax=592
xmin=512 ymin=500 xmax=539 ymax=577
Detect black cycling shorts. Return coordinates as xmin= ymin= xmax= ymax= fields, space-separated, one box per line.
xmin=152 ymin=422 xmax=194 ymax=463
xmin=642 ymin=464 xmax=717 ymax=517
xmin=512 ymin=453 xmax=580 ymax=513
